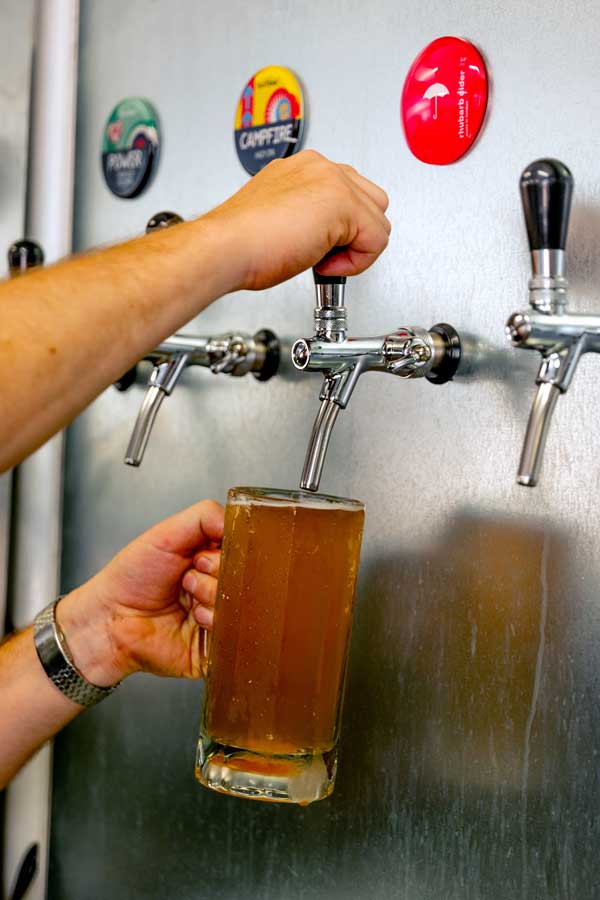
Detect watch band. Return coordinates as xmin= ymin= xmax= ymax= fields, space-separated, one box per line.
xmin=33 ymin=599 xmax=119 ymax=707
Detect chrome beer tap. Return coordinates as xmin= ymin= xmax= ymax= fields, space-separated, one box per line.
xmin=292 ymin=270 xmax=462 ymax=492
xmin=119 ymin=212 xmax=280 ymax=466
xmin=505 ymin=159 xmax=597 ymax=487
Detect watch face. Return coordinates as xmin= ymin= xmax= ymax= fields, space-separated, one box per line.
xmin=234 ymin=65 xmax=305 ymax=176
xmin=102 ymin=97 xmax=161 ymax=198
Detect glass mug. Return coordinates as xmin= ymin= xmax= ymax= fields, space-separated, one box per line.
xmin=196 ymin=487 xmax=365 ymax=805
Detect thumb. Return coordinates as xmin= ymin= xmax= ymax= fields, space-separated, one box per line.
xmin=142 ymin=500 xmax=225 ymax=559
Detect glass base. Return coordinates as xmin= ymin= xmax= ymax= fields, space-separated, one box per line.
xmin=196 ymin=737 xmax=337 ymax=805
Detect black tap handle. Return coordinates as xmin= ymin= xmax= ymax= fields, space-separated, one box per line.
xmin=8 ymin=239 xmax=44 ymax=275
xmin=313 ymin=268 xmax=346 ymax=286
xmin=146 ymin=211 xmax=184 ymax=233
xmin=520 ymin=159 xmax=573 ymax=251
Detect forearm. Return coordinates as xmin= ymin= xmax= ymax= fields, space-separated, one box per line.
xmin=0 ymin=586 xmax=122 ymax=789
xmin=0 ymin=151 xmax=391 ymax=472
xmin=0 ymin=626 xmax=80 ymax=789
xmin=0 ymin=214 xmax=239 ymax=472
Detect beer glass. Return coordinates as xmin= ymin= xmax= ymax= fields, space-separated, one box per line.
xmin=196 ymin=486 xmax=365 ymax=805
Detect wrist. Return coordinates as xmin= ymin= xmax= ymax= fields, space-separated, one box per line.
xmin=57 ymin=585 xmax=127 ymax=687
xmin=195 ymin=204 xmax=250 ymax=295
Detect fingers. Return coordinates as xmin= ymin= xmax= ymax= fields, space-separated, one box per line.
xmin=338 ymin=164 xmax=389 ymax=213
xmin=182 ymin=547 xmax=221 ymax=629
xmin=317 ymin=161 xmax=391 ymax=277
xmin=316 ymin=202 xmax=391 ymax=278
xmin=182 ymin=568 xmax=217 ymax=627
xmin=224 ymin=147 xmax=392 ymax=290
xmin=192 ymin=548 xmax=221 ymax=575
xmin=317 ymin=244 xmax=385 ymax=278
xmin=143 ymin=499 xmax=224 ymax=558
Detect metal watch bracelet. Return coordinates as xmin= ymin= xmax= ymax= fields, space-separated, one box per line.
xmin=33 ymin=598 xmax=119 ymax=707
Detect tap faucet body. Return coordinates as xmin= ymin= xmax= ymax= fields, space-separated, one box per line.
xmin=120 ymin=210 xmax=279 ymax=466
xmin=292 ymin=271 xmax=461 ymax=492
xmin=124 ymin=328 xmax=279 ymax=466
xmin=504 ymin=159 xmax=599 ymax=486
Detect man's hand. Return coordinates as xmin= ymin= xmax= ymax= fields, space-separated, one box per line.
xmin=208 ymin=149 xmax=391 ymax=292
xmin=58 ymin=500 xmax=224 ymax=685
xmin=0 ymin=501 xmax=223 ymax=787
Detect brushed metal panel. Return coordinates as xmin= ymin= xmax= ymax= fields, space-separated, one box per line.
xmin=51 ymin=0 xmax=600 ymax=897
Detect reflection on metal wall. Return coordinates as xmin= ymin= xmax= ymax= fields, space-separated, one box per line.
xmin=52 ymin=0 xmax=600 ymax=897
xmin=0 ymin=0 xmax=34 ymax=632
xmin=0 ymin=5 xmax=35 ymax=896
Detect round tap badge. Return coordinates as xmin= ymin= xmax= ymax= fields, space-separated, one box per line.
xmin=102 ymin=98 xmax=160 ymax=198
xmin=401 ymin=36 xmax=488 ymax=165
xmin=234 ymin=65 xmax=304 ymax=176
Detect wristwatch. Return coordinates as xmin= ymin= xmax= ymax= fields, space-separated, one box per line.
xmin=33 ymin=598 xmax=119 ymax=707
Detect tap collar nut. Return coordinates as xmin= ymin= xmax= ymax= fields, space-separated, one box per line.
xmin=425 ymin=324 xmax=461 ymax=384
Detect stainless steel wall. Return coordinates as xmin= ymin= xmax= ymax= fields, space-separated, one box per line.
xmin=51 ymin=1 xmax=600 ymax=897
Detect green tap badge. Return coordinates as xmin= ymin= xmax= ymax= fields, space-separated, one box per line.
xmin=102 ymin=98 xmax=160 ymax=198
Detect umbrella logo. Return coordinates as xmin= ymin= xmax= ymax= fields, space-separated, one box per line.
xmin=423 ymin=82 xmax=450 ymax=120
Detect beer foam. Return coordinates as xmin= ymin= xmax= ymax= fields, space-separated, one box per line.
xmin=228 ymin=487 xmax=363 ymax=512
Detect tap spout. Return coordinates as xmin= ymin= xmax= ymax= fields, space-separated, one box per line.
xmin=299 ymin=369 xmax=360 ymax=492
xmin=124 ymin=352 xmax=190 ymax=466
xmin=517 ymin=382 xmax=561 ymax=486
xmin=300 ymin=398 xmax=341 ymax=492
xmin=125 ymin=385 xmax=168 ymax=467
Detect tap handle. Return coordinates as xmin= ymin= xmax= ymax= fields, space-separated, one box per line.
xmin=520 ymin=159 xmax=573 ymax=251
xmin=146 ymin=211 xmax=184 ymax=233
xmin=114 ymin=366 xmax=138 ymax=392
xmin=313 ymin=268 xmax=346 ymax=286
xmin=312 ymin=268 xmax=347 ymax=327
xmin=8 ymin=239 xmax=44 ymax=276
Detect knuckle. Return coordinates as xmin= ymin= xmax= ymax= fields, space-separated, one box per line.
xmin=298 ymin=148 xmax=323 ymax=165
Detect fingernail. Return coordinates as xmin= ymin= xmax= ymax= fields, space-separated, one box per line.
xmin=182 ymin=572 xmax=197 ymax=593
xmin=195 ymin=555 xmax=214 ymax=575
xmin=194 ymin=605 xmax=213 ymax=629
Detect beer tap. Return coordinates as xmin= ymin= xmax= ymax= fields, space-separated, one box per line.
xmin=119 ymin=212 xmax=280 ymax=466
xmin=505 ymin=159 xmax=595 ymax=487
xmin=292 ymin=270 xmax=461 ymax=492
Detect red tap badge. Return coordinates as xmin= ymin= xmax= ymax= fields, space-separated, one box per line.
xmin=401 ymin=36 xmax=488 ymax=165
